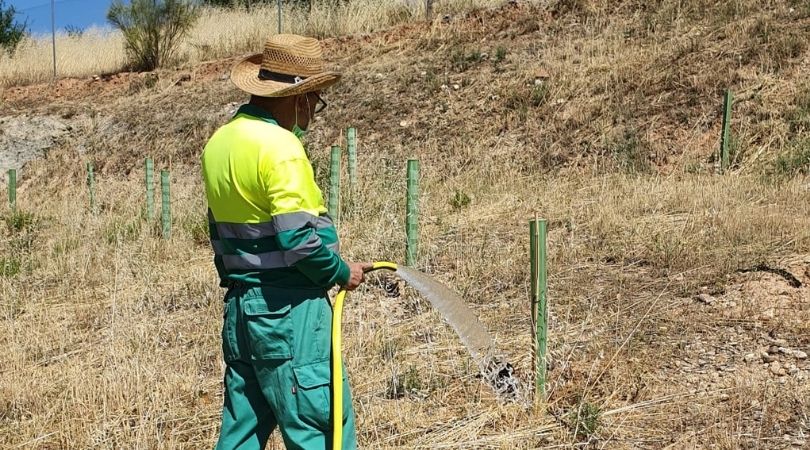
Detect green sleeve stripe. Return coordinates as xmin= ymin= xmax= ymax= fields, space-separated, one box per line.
xmin=212 ymin=237 xmax=281 ymax=255
xmin=275 ymin=225 xmax=347 ymax=286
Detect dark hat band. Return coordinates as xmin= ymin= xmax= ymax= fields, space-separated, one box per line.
xmin=258 ymin=69 xmax=308 ymax=84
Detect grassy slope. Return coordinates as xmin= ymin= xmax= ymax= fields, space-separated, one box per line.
xmin=1 ymin=1 xmax=810 ymax=448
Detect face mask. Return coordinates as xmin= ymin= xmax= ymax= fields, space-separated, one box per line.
xmin=291 ymin=95 xmax=310 ymax=143
xmin=291 ymin=96 xmax=312 ymax=143
xmin=292 ymin=124 xmax=307 ymax=142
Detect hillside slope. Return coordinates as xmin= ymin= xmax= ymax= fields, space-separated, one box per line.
xmin=1 ymin=1 xmax=809 ymax=448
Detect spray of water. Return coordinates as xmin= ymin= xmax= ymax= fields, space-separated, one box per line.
xmin=395 ymin=267 xmax=523 ymax=401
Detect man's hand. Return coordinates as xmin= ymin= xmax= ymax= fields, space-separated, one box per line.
xmin=343 ymin=262 xmax=373 ymax=291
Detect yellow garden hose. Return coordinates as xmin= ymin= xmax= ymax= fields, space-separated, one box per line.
xmin=331 ymin=261 xmax=398 ymax=450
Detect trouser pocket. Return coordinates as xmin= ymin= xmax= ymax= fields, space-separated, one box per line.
xmin=243 ymin=297 xmax=293 ymax=360
xmin=292 ymin=360 xmax=332 ymax=432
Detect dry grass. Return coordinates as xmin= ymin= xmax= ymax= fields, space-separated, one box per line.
xmin=0 ymin=0 xmax=503 ymax=87
xmin=2 ymin=0 xmax=810 ymax=448
xmin=2 ymin=164 xmax=808 ymax=448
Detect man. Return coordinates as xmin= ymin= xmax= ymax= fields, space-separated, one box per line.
xmin=202 ymin=34 xmax=370 ymax=450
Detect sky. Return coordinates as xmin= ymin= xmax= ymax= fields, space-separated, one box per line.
xmin=9 ymin=0 xmax=114 ymax=35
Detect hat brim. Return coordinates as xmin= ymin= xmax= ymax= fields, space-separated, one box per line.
xmin=230 ymin=54 xmax=341 ymax=97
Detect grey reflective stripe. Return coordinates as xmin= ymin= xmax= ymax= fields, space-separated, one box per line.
xmin=272 ymin=211 xmax=317 ymax=233
xmin=284 ymin=234 xmax=324 ymax=265
xmin=315 ymin=214 xmax=335 ymax=230
xmin=208 ymin=211 xmax=334 ymax=239
xmin=216 ymin=221 xmax=276 ymax=239
xmin=221 ymin=252 xmax=287 ymax=270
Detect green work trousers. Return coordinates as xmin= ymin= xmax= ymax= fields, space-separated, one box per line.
xmin=215 ymin=285 xmax=355 ymax=450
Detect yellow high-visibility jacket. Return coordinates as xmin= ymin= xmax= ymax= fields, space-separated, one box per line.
xmin=201 ymin=104 xmax=349 ymax=288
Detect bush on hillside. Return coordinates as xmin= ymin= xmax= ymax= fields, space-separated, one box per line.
xmin=0 ymin=0 xmax=27 ymax=56
xmin=107 ymin=0 xmax=198 ymax=71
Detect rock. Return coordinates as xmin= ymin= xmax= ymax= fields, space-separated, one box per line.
xmin=762 ymin=353 xmax=777 ymax=363
xmin=535 ymin=68 xmax=550 ymax=79
xmin=768 ymin=345 xmax=780 ymax=354
xmin=744 ymin=353 xmax=756 ymax=363
xmin=788 ymin=366 xmax=799 ymax=375
xmin=399 ymin=120 xmax=408 ymax=127
xmin=0 ymin=115 xmax=70 ymax=175
xmin=696 ymin=293 xmax=716 ymax=305
xmin=719 ymin=393 xmax=730 ymax=401
xmin=452 ymin=84 xmax=460 ymax=90
xmin=794 ymin=350 xmax=807 ymax=359
xmin=778 ymin=347 xmax=791 ymax=355
xmin=770 ymin=361 xmax=786 ymax=376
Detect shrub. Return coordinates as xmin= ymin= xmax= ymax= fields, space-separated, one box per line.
xmin=773 ymin=140 xmax=810 ymax=177
xmin=107 ymin=0 xmax=199 ymax=71
xmin=0 ymin=0 xmax=26 ymax=56
xmin=610 ymin=129 xmax=652 ymax=174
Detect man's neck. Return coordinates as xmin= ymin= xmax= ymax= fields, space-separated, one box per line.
xmin=249 ymin=96 xmax=295 ymax=131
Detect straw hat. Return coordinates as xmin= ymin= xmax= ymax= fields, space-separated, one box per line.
xmin=230 ymin=34 xmax=341 ymax=97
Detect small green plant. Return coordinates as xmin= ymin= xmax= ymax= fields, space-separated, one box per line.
xmin=4 ymin=210 xmax=37 ymax=234
xmin=385 ymin=365 xmax=421 ymax=399
xmin=610 ymin=129 xmax=652 ymax=174
xmin=0 ymin=256 xmax=21 ymax=277
xmin=569 ymin=400 xmax=601 ymax=440
xmin=787 ymin=86 xmax=810 ymax=135
xmin=380 ymin=339 xmax=400 ymax=362
xmin=423 ymin=69 xmax=441 ymax=92
xmin=494 ymin=46 xmax=507 ymax=63
xmin=52 ymin=237 xmax=80 ymax=257
xmin=107 ymin=0 xmax=199 ymax=71
xmin=182 ymin=215 xmax=209 ymax=246
xmin=451 ymin=48 xmax=483 ymax=72
xmin=450 ymin=190 xmax=471 ymax=210
xmin=773 ymin=139 xmax=810 ymax=177
xmin=684 ymin=161 xmax=705 ymax=174
xmin=531 ymin=83 xmax=550 ymax=107
xmin=104 ymin=218 xmax=142 ymax=244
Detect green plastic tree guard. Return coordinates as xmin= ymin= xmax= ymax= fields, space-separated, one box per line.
xmin=146 ymin=158 xmax=155 ymax=220
xmin=328 ymin=145 xmax=341 ymax=224
xmin=87 ymin=162 xmax=96 ymax=213
xmin=7 ymin=169 xmax=16 ymax=211
xmin=530 ymin=218 xmax=548 ymax=403
xmin=720 ymin=89 xmax=733 ymax=174
xmin=406 ymin=159 xmax=419 ymax=267
xmin=161 ymin=170 xmax=171 ymax=240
